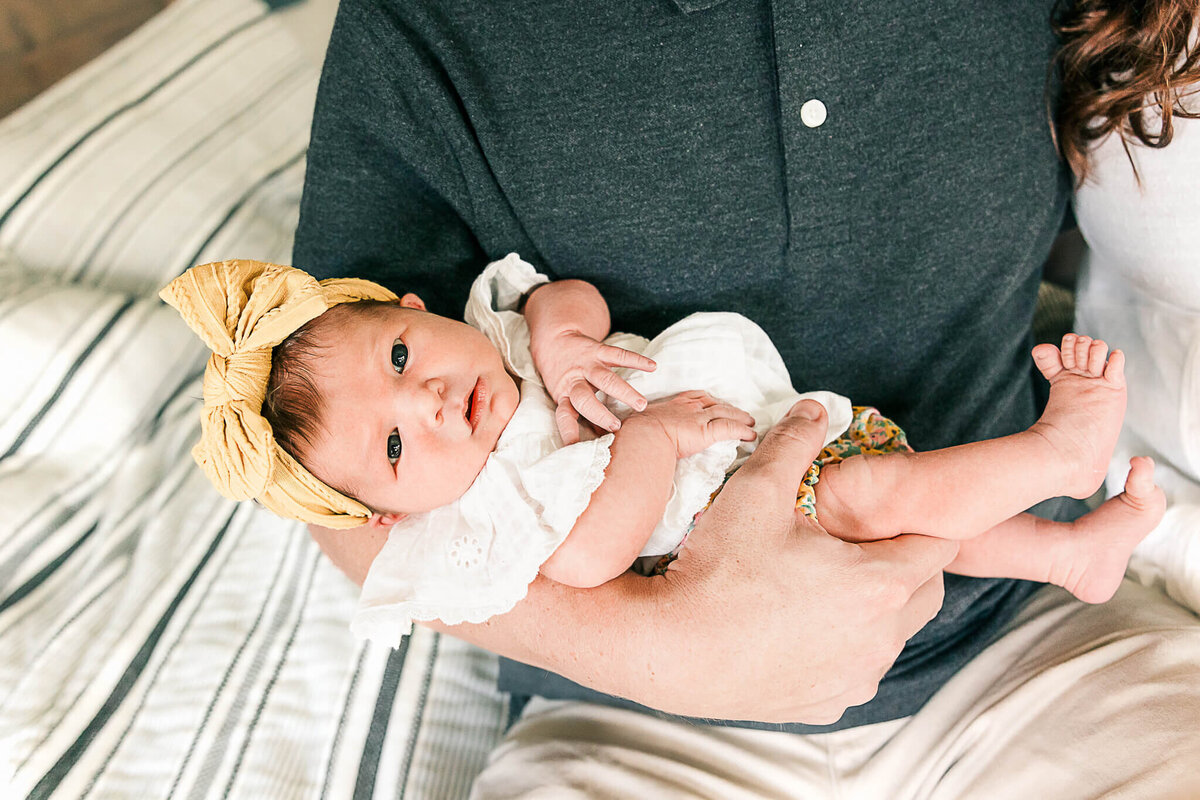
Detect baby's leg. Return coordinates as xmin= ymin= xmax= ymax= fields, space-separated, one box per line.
xmin=947 ymin=457 xmax=1165 ymax=603
xmin=815 ymin=334 xmax=1126 ymax=542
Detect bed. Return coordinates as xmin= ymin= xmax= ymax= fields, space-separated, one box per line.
xmin=0 ymin=1 xmax=508 ymax=797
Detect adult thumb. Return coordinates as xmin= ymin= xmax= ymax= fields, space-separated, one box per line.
xmin=731 ymin=399 xmax=831 ymax=503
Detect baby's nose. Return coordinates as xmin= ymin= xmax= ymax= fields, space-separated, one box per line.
xmin=420 ymin=377 xmax=446 ymax=425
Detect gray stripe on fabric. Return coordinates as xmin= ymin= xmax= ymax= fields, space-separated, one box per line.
xmin=0 ymin=12 xmax=269 ymax=237
xmin=184 ymin=149 xmax=307 ymax=269
xmin=0 ymin=491 xmax=93 ymax=604
xmin=26 ymin=508 xmax=238 ymax=800
xmin=0 ymin=297 xmax=136 ymax=461
xmin=163 ymin=528 xmax=296 ymax=800
xmin=80 ymin=512 xmax=279 ymax=800
xmin=352 ymin=640 xmax=411 ymax=800
xmin=220 ymin=550 xmax=323 ymax=799
xmin=185 ymin=536 xmax=307 ymax=800
xmin=10 ymin=495 xmax=237 ymax=768
xmin=74 ymin=65 xmax=309 ymax=281
xmin=194 ymin=157 xmax=305 ymax=270
xmin=0 ymin=451 xmax=186 ymax=622
xmin=0 ymin=420 xmax=197 ymax=631
xmin=318 ymin=647 xmax=369 ymax=800
xmin=0 ymin=570 xmax=120 ymax=703
xmin=145 ymin=367 xmax=205 ymax=436
xmin=0 ymin=281 xmax=57 ymax=322
xmin=0 ymin=524 xmax=98 ymax=615
xmin=397 ymin=633 xmax=440 ymax=799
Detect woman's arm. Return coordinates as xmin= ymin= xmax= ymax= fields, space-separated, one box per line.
xmin=311 ymin=401 xmax=957 ymax=724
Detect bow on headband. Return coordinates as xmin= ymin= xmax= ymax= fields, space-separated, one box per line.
xmin=160 ymin=260 xmax=398 ymax=529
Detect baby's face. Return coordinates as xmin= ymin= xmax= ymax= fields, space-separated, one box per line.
xmin=303 ymin=300 xmax=519 ymax=519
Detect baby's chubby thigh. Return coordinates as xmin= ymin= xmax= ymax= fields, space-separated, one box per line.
xmin=810 ymin=453 xmax=917 ymax=543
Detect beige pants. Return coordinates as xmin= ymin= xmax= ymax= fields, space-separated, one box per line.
xmin=470 ymin=581 xmax=1200 ymax=799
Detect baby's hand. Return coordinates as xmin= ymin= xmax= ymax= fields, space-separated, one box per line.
xmin=634 ymin=390 xmax=757 ymax=458
xmin=535 ymin=330 xmax=658 ymax=444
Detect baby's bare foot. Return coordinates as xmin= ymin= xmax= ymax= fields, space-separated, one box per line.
xmin=1050 ymin=457 xmax=1165 ymax=604
xmin=1030 ymin=334 xmax=1127 ymax=499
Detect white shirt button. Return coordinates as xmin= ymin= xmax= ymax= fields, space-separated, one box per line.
xmin=800 ymin=98 xmax=827 ymax=128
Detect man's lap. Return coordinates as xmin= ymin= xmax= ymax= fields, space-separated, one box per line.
xmin=471 ymin=580 xmax=1200 ymax=799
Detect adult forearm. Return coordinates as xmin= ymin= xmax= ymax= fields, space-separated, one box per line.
xmin=309 ymin=405 xmax=956 ymax=723
xmin=426 ymin=572 xmax=673 ymax=702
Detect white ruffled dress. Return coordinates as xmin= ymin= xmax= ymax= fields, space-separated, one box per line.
xmin=352 ymin=254 xmax=852 ymax=646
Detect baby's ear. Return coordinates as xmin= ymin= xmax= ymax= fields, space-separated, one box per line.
xmin=369 ymin=512 xmax=406 ymax=528
xmin=399 ymin=293 xmax=426 ymax=311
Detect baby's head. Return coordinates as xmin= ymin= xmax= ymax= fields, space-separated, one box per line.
xmin=264 ymin=292 xmax=520 ymax=527
xmin=160 ymin=259 xmax=518 ymax=530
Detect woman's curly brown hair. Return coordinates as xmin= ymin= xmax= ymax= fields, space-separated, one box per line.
xmin=1053 ymin=0 xmax=1200 ymax=183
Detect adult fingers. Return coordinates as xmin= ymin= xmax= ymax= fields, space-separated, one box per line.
xmin=555 ymin=398 xmax=582 ymax=445
xmin=727 ymin=399 xmax=830 ymax=503
xmin=569 ymin=382 xmax=621 ymax=432
xmin=853 ymin=534 xmax=957 ymax=635
xmin=858 ymin=533 xmax=959 ymax=591
xmin=598 ymin=344 xmax=657 ymax=373
xmin=588 ymin=365 xmax=647 ymax=411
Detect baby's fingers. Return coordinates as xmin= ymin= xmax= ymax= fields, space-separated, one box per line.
xmin=555 ymin=398 xmax=582 ymax=445
xmin=598 ymin=344 xmax=657 ymax=374
xmin=589 ymin=365 xmax=648 ymax=411
xmin=569 ymin=382 xmax=622 ymax=433
xmin=707 ymin=401 xmax=756 ymax=429
xmin=707 ymin=416 xmax=759 ymax=443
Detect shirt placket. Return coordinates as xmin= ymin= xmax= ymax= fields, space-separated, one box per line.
xmin=768 ymin=0 xmax=850 ymax=255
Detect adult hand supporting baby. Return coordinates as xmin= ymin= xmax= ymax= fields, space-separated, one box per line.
xmin=653 ymin=398 xmax=958 ymax=722
xmin=309 ymin=399 xmax=957 ymax=723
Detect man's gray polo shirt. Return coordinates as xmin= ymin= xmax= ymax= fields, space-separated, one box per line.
xmin=295 ymin=0 xmax=1071 ymax=732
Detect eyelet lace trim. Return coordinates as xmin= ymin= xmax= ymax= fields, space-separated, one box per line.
xmin=448 ymin=535 xmax=484 ymax=569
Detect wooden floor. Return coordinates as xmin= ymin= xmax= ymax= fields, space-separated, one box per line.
xmin=0 ymin=0 xmax=172 ymax=118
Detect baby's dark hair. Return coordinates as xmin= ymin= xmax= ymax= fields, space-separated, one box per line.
xmin=263 ymin=300 xmax=400 ymax=502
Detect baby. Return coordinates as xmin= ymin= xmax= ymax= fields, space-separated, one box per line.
xmin=162 ymin=255 xmax=1165 ymax=647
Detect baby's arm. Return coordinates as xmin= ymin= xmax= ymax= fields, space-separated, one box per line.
xmin=525 ymin=279 xmax=657 ymax=443
xmin=541 ymin=392 xmax=757 ymax=588
xmin=539 ymin=412 xmax=677 ymax=587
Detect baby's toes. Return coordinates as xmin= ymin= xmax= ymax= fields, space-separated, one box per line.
xmin=1060 ymin=334 xmax=1078 ymax=370
xmin=1072 ymin=335 xmax=1093 ymax=373
xmin=1032 ymin=342 xmax=1065 ymax=381
xmin=1124 ymin=456 xmax=1158 ymax=500
xmin=1121 ymin=457 xmax=1166 ymax=526
xmin=1103 ymin=348 xmax=1126 ymax=387
xmin=1085 ymin=339 xmax=1109 ymax=376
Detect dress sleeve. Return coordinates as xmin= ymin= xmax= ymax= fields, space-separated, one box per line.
xmin=292 ymin=0 xmax=489 ymax=316
xmin=464 ymin=254 xmax=549 ymax=384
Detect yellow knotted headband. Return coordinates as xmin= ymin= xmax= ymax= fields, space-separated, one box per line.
xmin=160 ymin=259 xmax=398 ymax=529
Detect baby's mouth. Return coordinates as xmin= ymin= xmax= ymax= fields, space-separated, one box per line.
xmin=466 ymin=378 xmax=484 ymax=431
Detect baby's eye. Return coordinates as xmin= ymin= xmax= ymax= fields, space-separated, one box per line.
xmin=387 ymin=431 xmax=402 ymax=465
xmin=391 ymin=340 xmax=408 ymax=373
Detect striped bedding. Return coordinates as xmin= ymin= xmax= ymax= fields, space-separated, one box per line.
xmin=0 ymin=1 xmax=508 ymax=797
